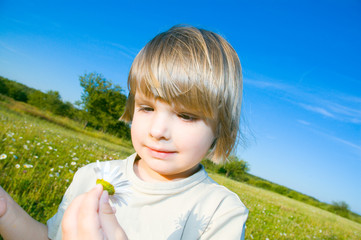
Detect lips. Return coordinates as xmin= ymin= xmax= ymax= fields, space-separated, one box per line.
xmin=146 ymin=146 xmax=176 ymax=159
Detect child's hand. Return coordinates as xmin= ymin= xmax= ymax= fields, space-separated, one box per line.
xmin=0 ymin=186 xmax=7 ymax=218
xmin=62 ymin=184 xmax=128 ymax=240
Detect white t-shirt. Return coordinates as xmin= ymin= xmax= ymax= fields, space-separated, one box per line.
xmin=47 ymin=153 xmax=248 ymax=239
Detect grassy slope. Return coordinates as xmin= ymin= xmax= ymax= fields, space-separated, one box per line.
xmin=1 ymin=101 xmax=361 ymax=239
xmin=211 ymin=174 xmax=361 ymax=239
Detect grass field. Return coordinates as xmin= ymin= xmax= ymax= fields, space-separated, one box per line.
xmin=1 ymin=102 xmax=361 ymax=239
xmin=211 ymin=174 xmax=361 ymax=239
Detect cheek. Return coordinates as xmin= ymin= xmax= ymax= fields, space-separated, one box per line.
xmin=130 ymin=114 xmax=145 ymax=144
xmin=176 ymin=126 xmax=215 ymax=154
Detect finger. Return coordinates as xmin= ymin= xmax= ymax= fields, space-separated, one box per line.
xmin=62 ymin=194 xmax=85 ymax=239
xmin=62 ymin=185 xmax=103 ymax=239
xmin=77 ymin=185 xmax=104 ymax=236
xmin=99 ymin=191 xmax=128 ymax=240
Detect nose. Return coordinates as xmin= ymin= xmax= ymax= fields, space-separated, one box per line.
xmin=149 ymin=112 xmax=171 ymax=140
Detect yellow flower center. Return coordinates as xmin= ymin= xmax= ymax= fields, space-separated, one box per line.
xmin=96 ymin=179 xmax=115 ymax=195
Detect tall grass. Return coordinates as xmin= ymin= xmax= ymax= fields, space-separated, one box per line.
xmin=1 ymin=103 xmax=361 ymax=239
xmin=0 ymin=104 xmax=133 ymax=221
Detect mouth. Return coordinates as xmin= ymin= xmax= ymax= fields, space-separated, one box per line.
xmin=146 ymin=146 xmax=176 ymax=159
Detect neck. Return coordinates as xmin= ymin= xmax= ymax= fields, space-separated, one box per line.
xmin=133 ymin=159 xmax=201 ymax=182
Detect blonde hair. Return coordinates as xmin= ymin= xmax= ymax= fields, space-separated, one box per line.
xmin=121 ymin=25 xmax=243 ymax=164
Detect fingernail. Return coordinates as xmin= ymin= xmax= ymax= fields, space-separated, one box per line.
xmin=96 ymin=184 xmax=103 ymax=190
xmin=101 ymin=190 xmax=109 ymax=204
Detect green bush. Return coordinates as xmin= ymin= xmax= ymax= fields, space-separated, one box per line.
xmin=255 ymin=180 xmax=272 ymax=190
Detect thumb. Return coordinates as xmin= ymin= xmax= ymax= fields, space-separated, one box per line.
xmin=99 ymin=191 xmax=128 ymax=240
xmin=0 ymin=196 xmax=7 ymax=217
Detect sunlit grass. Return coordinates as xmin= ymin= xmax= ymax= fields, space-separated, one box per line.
xmin=210 ymin=173 xmax=361 ymax=239
xmin=0 ymin=104 xmax=133 ymax=221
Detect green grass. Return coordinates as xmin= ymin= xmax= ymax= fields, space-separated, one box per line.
xmin=0 ymin=103 xmax=133 ymax=222
xmin=1 ymin=102 xmax=361 ymax=239
xmin=210 ymin=173 xmax=361 ymax=239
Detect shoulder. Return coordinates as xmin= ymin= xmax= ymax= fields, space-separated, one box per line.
xmin=194 ymin=174 xmax=248 ymax=214
xmin=188 ymin=175 xmax=248 ymax=239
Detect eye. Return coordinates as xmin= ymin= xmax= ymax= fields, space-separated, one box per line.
xmin=138 ymin=105 xmax=154 ymax=112
xmin=177 ymin=113 xmax=198 ymax=122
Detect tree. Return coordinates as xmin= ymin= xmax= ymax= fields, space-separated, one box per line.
xmin=78 ymin=72 xmax=130 ymax=138
xmin=28 ymin=90 xmax=71 ymax=116
xmin=330 ymin=201 xmax=350 ymax=218
xmin=8 ymin=86 xmax=28 ymax=102
xmin=0 ymin=79 xmax=9 ymax=95
xmin=0 ymin=76 xmax=30 ymax=102
xmin=218 ymin=155 xmax=249 ymax=179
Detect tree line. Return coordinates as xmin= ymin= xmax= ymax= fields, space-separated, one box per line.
xmin=0 ymin=73 xmax=130 ymax=139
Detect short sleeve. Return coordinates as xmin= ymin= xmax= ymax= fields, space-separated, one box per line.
xmin=199 ymin=194 xmax=248 ymax=240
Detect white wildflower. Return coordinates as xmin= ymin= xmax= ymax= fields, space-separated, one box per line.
xmin=94 ymin=160 xmax=131 ymax=207
xmin=0 ymin=154 xmax=7 ymax=160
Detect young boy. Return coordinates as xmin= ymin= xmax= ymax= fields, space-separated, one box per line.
xmin=0 ymin=25 xmax=248 ymax=239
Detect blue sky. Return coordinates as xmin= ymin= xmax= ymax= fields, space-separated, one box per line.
xmin=1 ymin=0 xmax=360 ymax=214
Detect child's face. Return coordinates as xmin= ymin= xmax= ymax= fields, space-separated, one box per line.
xmin=131 ymin=92 xmax=216 ymax=181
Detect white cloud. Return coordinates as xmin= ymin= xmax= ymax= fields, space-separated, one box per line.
xmin=244 ymin=78 xmax=291 ymax=92
xmin=244 ymin=77 xmax=361 ymax=125
xmin=106 ymin=42 xmax=138 ymax=60
xmin=0 ymin=40 xmax=19 ymax=54
xmin=298 ymin=120 xmax=311 ymax=126
xmin=298 ymin=103 xmax=335 ymax=118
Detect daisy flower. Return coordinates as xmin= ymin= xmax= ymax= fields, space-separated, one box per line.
xmin=0 ymin=154 xmax=6 ymax=160
xmin=94 ymin=160 xmax=131 ymax=207
xmin=23 ymin=164 xmax=34 ymax=168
